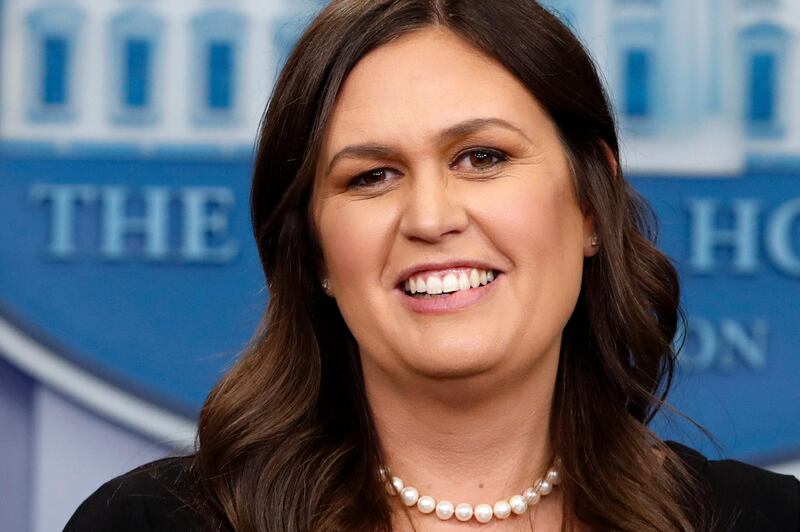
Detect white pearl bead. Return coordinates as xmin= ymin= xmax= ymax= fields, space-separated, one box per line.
xmin=435 ymin=500 xmax=455 ymax=520
xmin=455 ymin=503 xmax=474 ymax=522
xmin=493 ymin=500 xmax=512 ymax=519
xmin=377 ymin=468 xmax=561 ymax=521
xmin=400 ymin=486 xmax=419 ymax=506
xmin=391 ymin=476 xmax=404 ymax=495
xmin=474 ymin=503 xmax=493 ymax=523
xmin=509 ymin=494 xmax=528 ymax=515
xmin=524 ymin=487 xmax=541 ymax=505
xmin=417 ymin=495 xmax=436 ymax=514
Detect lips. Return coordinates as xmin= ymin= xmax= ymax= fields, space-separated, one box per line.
xmin=396 ymin=268 xmax=503 ymax=314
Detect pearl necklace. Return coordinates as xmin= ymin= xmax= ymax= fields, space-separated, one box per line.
xmin=380 ymin=461 xmax=561 ymax=524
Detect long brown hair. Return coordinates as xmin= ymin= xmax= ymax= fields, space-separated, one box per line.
xmin=191 ymin=1 xmax=707 ymax=530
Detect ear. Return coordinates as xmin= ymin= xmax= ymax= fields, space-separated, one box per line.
xmin=600 ymin=140 xmax=620 ymax=179
xmin=321 ymin=278 xmax=334 ymax=296
xmin=583 ymin=214 xmax=599 ymax=258
xmin=582 ymin=141 xmax=618 ymax=257
xmin=319 ymin=266 xmax=334 ymax=297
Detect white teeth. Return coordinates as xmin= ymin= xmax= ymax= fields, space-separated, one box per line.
xmin=416 ymin=277 xmax=426 ymax=292
xmin=404 ymin=269 xmax=497 ymax=295
xmin=469 ymin=268 xmax=480 ymax=288
xmin=442 ymin=273 xmax=459 ymax=293
xmin=426 ymin=276 xmax=443 ymax=294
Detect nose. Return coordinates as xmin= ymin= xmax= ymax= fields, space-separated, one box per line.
xmin=399 ymin=169 xmax=469 ymax=243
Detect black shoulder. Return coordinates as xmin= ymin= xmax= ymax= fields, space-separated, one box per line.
xmin=63 ymin=456 xmax=202 ymax=532
xmin=667 ymin=441 xmax=800 ymax=532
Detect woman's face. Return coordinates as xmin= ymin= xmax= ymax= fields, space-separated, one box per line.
xmin=312 ymin=28 xmax=597 ymax=383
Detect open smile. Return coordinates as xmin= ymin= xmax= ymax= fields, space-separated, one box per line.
xmin=401 ymin=267 xmax=499 ymax=297
xmin=395 ymin=269 xmax=503 ymax=315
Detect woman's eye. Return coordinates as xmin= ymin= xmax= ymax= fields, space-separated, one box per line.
xmin=345 ymin=149 xmax=506 ymax=190
xmin=347 ymin=168 xmax=398 ymax=190
xmin=452 ymin=148 xmax=509 ymax=172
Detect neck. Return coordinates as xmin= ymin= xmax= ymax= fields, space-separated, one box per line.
xmin=363 ymin=347 xmax=560 ymax=511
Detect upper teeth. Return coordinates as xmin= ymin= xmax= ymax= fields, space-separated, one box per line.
xmin=403 ymin=269 xmax=496 ymax=295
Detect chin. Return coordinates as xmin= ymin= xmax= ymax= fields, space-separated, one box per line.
xmin=404 ymin=348 xmax=506 ymax=380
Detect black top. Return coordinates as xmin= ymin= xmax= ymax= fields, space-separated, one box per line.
xmin=64 ymin=442 xmax=800 ymax=531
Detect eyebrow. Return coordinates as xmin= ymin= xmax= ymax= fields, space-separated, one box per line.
xmin=323 ymin=117 xmax=531 ymax=176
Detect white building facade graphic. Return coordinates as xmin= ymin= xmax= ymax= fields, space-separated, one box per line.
xmin=1 ymin=0 xmax=324 ymax=155
xmin=549 ymin=0 xmax=800 ymax=173
xmin=1 ymin=0 xmax=799 ymax=173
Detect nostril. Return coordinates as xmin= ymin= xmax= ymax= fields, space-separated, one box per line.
xmin=398 ymin=191 xmax=470 ymax=243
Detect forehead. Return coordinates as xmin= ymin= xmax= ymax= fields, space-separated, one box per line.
xmin=320 ymin=27 xmax=552 ymax=155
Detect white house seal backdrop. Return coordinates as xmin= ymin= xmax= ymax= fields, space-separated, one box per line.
xmin=0 ymin=1 xmax=798 ymax=531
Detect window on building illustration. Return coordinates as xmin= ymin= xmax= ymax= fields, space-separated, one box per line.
xmin=124 ymin=38 xmax=151 ymax=108
xmin=110 ymin=10 xmax=162 ymax=125
xmin=739 ymin=23 xmax=787 ymax=137
xmin=624 ymin=48 xmax=651 ymax=118
xmin=207 ymin=41 xmax=234 ymax=110
xmin=43 ymin=36 xmax=69 ymax=105
xmin=191 ymin=10 xmax=246 ymax=126
xmin=748 ymin=52 xmax=776 ymax=124
xmin=613 ymin=18 xmax=660 ymax=133
xmin=26 ymin=6 xmax=84 ymax=121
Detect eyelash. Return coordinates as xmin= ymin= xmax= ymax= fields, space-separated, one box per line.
xmin=346 ymin=148 xmax=509 ymax=190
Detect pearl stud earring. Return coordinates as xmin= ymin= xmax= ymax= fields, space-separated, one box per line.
xmin=321 ymin=279 xmax=331 ymax=293
xmin=590 ymin=235 xmax=599 ymax=247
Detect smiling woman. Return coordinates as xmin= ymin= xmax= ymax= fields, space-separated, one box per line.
xmin=65 ymin=1 xmax=799 ymax=531
xmin=311 ymin=29 xmax=591 ymax=391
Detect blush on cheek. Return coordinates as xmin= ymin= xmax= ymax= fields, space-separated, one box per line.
xmin=318 ymin=201 xmax=397 ymax=288
xmin=481 ymin=186 xmax=572 ymax=250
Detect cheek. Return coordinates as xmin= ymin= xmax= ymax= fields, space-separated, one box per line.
xmin=474 ymin=175 xmax=584 ymax=261
xmin=477 ymin=174 xmax=586 ymax=346
xmin=315 ymin=200 xmax=399 ymax=354
xmin=317 ymin=201 xmax=395 ymax=285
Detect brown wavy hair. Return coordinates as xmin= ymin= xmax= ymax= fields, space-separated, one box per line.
xmin=190 ymin=1 xmax=708 ymax=530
